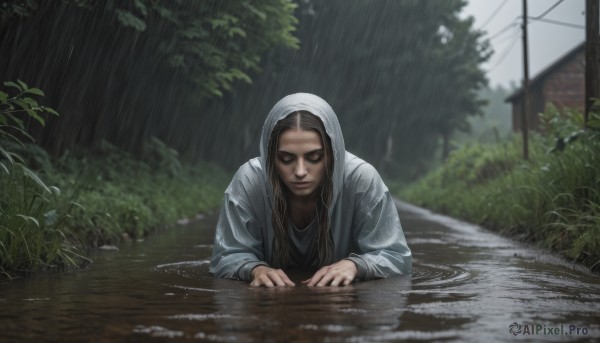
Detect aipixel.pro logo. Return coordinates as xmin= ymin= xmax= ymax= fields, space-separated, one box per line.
xmin=508 ymin=322 xmax=589 ymax=336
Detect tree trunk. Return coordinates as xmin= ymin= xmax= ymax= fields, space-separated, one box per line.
xmin=442 ymin=132 xmax=450 ymax=161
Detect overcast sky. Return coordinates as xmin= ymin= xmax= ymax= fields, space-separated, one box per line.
xmin=461 ymin=0 xmax=586 ymax=89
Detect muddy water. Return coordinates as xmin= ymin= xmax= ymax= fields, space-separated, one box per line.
xmin=1 ymin=202 xmax=599 ymax=342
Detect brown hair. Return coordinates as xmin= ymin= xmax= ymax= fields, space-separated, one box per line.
xmin=267 ymin=111 xmax=334 ymax=268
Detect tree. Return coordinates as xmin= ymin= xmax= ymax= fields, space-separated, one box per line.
xmin=0 ymin=0 xmax=298 ymax=157
xmin=203 ymin=0 xmax=490 ymax=177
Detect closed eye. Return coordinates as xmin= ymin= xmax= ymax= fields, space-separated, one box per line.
xmin=277 ymin=149 xmax=323 ymax=164
xmin=279 ymin=157 xmax=294 ymax=164
xmin=307 ymin=154 xmax=323 ymax=163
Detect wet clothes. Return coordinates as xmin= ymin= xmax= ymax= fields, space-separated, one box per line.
xmin=209 ymin=93 xmax=412 ymax=281
xmin=288 ymin=217 xmax=318 ymax=268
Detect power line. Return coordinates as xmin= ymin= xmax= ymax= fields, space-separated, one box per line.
xmin=494 ymin=26 xmax=521 ymax=44
xmin=484 ymin=0 xmax=581 ymax=77
xmin=533 ymin=0 xmax=565 ymax=19
xmin=480 ymin=0 xmax=509 ymax=29
xmin=527 ymin=16 xmax=585 ymax=29
xmin=488 ymin=31 xmax=521 ymax=71
xmin=489 ymin=0 xmax=578 ymax=41
xmin=489 ymin=18 xmax=520 ymax=40
xmin=490 ymin=14 xmax=584 ymax=43
xmin=444 ymin=1 xmax=511 ymax=59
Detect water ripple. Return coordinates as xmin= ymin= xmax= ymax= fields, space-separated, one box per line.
xmin=167 ymin=313 xmax=234 ymax=320
xmin=132 ymin=325 xmax=184 ymax=338
xmin=412 ymin=263 xmax=476 ymax=289
xmin=155 ymin=260 xmax=210 ymax=269
xmin=166 ymin=284 xmax=221 ymax=293
xmin=154 ymin=260 xmax=211 ymax=279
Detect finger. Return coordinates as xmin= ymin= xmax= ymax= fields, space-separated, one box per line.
xmin=330 ymin=276 xmax=344 ymax=287
xmin=301 ymin=275 xmax=315 ymax=283
xmin=306 ymin=268 xmax=328 ymax=287
xmin=316 ymin=272 xmax=335 ymax=287
xmin=268 ymin=271 xmax=287 ymax=287
xmin=250 ymin=277 xmax=262 ymax=287
xmin=250 ymin=276 xmax=274 ymax=287
xmin=277 ymin=270 xmax=295 ymax=286
xmin=332 ymin=275 xmax=353 ymax=287
xmin=260 ymin=275 xmax=275 ymax=287
xmin=317 ymin=276 xmax=334 ymax=287
xmin=306 ymin=274 xmax=322 ymax=287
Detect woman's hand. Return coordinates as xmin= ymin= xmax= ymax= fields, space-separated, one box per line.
xmin=302 ymin=259 xmax=357 ymax=287
xmin=250 ymin=266 xmax=295 ymax=287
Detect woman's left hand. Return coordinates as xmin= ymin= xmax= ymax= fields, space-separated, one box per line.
xmin=302 ymin=259 xmax=357 ymax=287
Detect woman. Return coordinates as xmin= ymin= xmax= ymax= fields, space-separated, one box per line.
xmin=210 ymin=93 xmax=411 ymax=287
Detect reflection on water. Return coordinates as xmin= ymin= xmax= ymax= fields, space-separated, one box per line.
xmin=1 ymin=202 xmax=599 ymax=342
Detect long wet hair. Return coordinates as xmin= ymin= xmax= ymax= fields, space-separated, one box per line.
xmin=267 ymin=111 xmax=334 ymax=269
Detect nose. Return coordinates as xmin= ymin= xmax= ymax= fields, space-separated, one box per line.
xmin=294 ymin=158 xmax=307 ymax=179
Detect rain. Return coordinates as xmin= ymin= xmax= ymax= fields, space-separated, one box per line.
xmin=1 ymin=0 xmax=599 ymax=341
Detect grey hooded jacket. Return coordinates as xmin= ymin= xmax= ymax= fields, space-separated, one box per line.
xmin=209 ymin=93 xmax=412 ymax=281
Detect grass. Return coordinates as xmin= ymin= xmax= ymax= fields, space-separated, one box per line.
xmin=0 ymin=162 xmax=83 ymax=277
xmin=399 ymin=108 xmax=600 ymax=272
xmin=0 ymin=80 xmax=229 ymax=278
xmin=0 ymin=139 xmax=230 ymax=278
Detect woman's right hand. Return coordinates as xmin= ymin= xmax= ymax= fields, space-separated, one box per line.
xmin=250 ymin=266 xmax=295 ymax=287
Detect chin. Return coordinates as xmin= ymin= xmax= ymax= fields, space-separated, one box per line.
xmin=289 ymin=188 xmax=318 ymax=198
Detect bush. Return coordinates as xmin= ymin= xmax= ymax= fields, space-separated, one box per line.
xmin=401 ymin=108 xmax=600 ymax=271
xmin=1 ymin=81 xmax=229 ymax=277
xmin=0 ymin=80 xmax=83 ymax=276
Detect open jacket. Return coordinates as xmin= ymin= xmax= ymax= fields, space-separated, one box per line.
xmin=209 ymin=93 xmax=412 ymax=281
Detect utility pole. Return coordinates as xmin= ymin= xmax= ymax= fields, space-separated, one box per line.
xmin=585 ymin=0 xmax=600 ymax=127
xmin=521 ymin=0 xmax=529 ymax=160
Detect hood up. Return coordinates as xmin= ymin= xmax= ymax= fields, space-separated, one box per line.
xmin=258 ymin=93 xmax=346 ymax=212
xmin=210 ymin=92 xmax=412 ymax=281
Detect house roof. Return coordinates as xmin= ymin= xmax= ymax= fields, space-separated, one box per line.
xmin=505 ymin=41 xmax=585 ymax=102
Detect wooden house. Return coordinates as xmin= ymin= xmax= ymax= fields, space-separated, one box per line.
xmin=505 ymin=42 xmax=585 ymax=131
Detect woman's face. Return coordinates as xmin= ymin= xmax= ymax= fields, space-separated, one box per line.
xmin=275 ymin=128 xmax=326 ymax=199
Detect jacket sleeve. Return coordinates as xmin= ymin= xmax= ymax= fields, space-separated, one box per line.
xmin=344 ymin=163 xmax=412 ymax=280
xmin=209 ymin=163 xmax=269 ymax=281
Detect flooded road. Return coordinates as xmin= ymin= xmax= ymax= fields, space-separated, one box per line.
xmin=1 ymin=201 xmax=599 ymax=342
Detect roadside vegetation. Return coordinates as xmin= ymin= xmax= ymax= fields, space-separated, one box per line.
xmin=1 ymin=1 xmax=296 ymax=279
xmin=400 ymin=106 xmax=600 ymax=272
xmin=0 ymin=81 xmax=229 ymax=278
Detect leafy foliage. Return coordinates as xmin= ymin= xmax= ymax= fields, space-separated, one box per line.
xmin=103 ymin=0 xmax=299 ymax=98
xmin=0 ymin=0 xmax=298 ymax=158
xmin=1 ymin=135 xmax=229 ymax=278
xmin=540 ymin=102 xmax=600 ymax=154
xmin=0 ymin=80 xmax=57 ymax=152
xmin=1 ymin=0 xmax=488 ymax=180
xmin=0 ymin=161 xmax=86 ymax=277
xmin=0 ymin=81 xmax=83 ymax=277
xmin=44 ymin=140 xmax=229 ymax=250
xmin=1 ymin=79 xmax=228 ymax=278
xmin=401 ymin=108 xmax=600 ymax=271
xmin=200 ymin=0 xmax=490 ymax=176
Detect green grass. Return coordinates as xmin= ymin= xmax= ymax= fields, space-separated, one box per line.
xmin=1 ymin=81 xmax=229 ymax=278
xmin=400 ymin=111 xmax=600 ymax=272
xmin=0 ymin=162 xmax=84 ymax=277
xmin=1 ymin=139 xmax=230 ymax=278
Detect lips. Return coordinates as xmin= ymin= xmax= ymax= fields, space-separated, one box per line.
xmin=291 ymin=181 xmax=311 ymax=188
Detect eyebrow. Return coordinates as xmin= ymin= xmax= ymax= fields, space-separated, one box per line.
xmin=277 ymin=148 xmax=324 ymax=156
